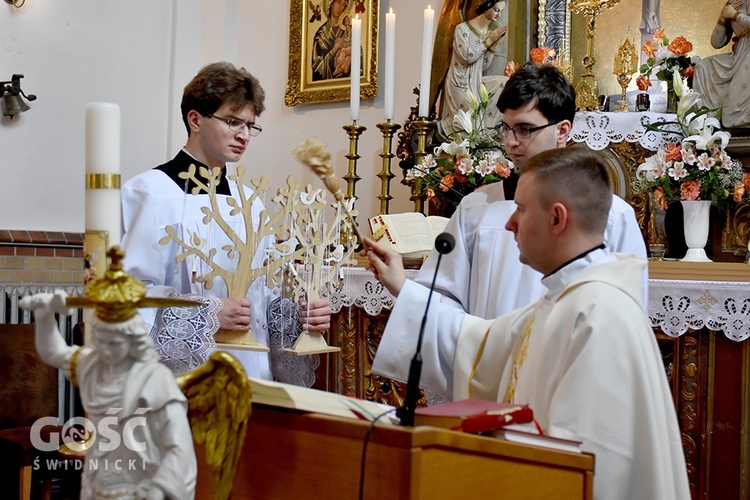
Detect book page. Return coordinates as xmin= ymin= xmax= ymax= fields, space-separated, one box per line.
xmin=427 ymin=216 xmax=450 ymax=239
xmin=368 ymin=213 xmax=434 ymax=255
xmin=248 ymin=377 xmax=397 ymax=424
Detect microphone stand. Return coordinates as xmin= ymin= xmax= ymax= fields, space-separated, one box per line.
xmin=397 ymin=233 xmax=454 ymax=427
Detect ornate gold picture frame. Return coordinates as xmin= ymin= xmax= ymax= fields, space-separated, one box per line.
xmin=285 ymin=0 xmax=379 ymax=107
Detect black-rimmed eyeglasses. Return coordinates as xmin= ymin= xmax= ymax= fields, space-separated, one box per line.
xmin=206 ymin=114 xmax=262 ymax=137
xmin=496 ymin=121 xmax=558 ymax=140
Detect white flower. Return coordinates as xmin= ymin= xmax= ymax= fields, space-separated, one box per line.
xmin=676 ymin=91 xmax=701 ymax=117
xmin=434 ymin=139 xmax=469 ymax=157
xmin=465 ymin=89 xmax=479 ymax=112
xmin=478 ymin=82 xmax=489 ymax=106
xmin=456 ymin=156 xmax=474 ymax=174
xmin=636 ymin=149 xmax=666 ymax=182
xmin=476 ymin=157 xmax=494 ymax=176
xmin=668 ymin=161 xmax=689 ymax=180
xmin=683 ymin=114 xmax=730 ymax=149
xmin=672 ymin=70 xmax=683 ymax=98
xmin=453 ymin=109 xmax=474 ymax=135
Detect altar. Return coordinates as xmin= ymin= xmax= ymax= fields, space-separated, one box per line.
xmin=319 ymin=261 xmax=750 ymax=500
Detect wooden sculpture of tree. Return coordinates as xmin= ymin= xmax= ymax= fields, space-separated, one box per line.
xmin=267 ymin=178 xmax=356 ymax=354
xmin=159 ymin=164 xmax=294 ymax=351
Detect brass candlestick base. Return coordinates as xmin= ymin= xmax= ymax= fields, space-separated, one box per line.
xmin=411 ymin=118 xmax=436 ymax=214
xmin=376 ymin=120 xmax=401 ymax=214
xmin=342 ymin=122 xmax=366 ymax=200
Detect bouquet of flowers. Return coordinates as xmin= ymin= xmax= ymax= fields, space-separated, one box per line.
xmin=406 ymin=84 xmax=512 ymax=215
xmin=633 ymin=76 xmax=746 ymax=210
xmin=636 ymin=29 xmax=698 ymax=96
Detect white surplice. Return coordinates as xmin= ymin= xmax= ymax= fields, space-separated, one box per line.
xmin=373 ymin=250 xmax=689 ymax=500
xmin=415 ymin=182 xmax=648 ymax=318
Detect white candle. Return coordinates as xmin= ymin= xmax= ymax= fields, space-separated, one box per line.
xmin=419 ymin=5 xmax=435 ymax=118
xmin=350 ymin=15 xmax=362 ymax=122
xmin=384 ymin=8 xmax=396 ymax=121
xmin=85 ymin=102 xmax=122 ymax=244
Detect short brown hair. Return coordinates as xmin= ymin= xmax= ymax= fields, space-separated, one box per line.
xmin=180 ymin=62 xmax=266 ymax=134
xmin=520 ymin=147 xmax=612 ymax=236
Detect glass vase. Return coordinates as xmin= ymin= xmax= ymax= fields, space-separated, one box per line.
xmin=648 ymin=192 xmax=668 ymax=260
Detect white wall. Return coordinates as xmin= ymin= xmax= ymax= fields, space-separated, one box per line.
xmin=0 ymin=0 xmax=442 ymax=233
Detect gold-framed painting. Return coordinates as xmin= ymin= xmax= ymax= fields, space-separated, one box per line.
xmin=285 ymin=0 xmax=379 ymax=107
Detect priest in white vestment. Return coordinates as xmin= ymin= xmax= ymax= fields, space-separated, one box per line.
xmin=364 ymin=147 xmax=689 ymax=500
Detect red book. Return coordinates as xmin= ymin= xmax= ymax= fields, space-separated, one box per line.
xmin=414 ymin=398 xmax=533 ymax=433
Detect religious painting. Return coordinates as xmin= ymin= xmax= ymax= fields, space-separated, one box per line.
xmin=285 ymin=0 xmax=379 ymax=106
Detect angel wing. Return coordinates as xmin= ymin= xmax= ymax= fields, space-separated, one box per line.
xmin=176 ymin=351 xmax=252 ymax=500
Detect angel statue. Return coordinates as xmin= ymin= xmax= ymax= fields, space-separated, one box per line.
xmin=20 ymin=246 xmax=198 ymax=499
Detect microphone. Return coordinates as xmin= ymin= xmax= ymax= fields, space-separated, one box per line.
xmin=397 ymin=232 xmax=455 ymax=426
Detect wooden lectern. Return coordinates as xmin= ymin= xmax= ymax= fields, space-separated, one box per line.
xmin=227 ymin=404 xmax=594 ymax=499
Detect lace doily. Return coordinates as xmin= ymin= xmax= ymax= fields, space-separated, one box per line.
xmin=267 ymin=297 xmax=320 ymax=388
xmin=649 ymin=279 xmax=750 ymax=341
xmin=151 ymin=294 xmax=220 ymax=375
xmin=571 ymin=112 xmax=681 ymax=151
xmin=325 ymin=268 xmax=419 ymax=315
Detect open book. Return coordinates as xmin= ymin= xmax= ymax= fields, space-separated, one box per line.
xmin=368 ymin=212 xmax=450 ymax=258
xmin=248 ymin=377 xmax=397 ymax=424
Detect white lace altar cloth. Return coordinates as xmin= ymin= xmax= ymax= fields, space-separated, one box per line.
xmin=330 ymin=269 xmax=750 ymax=342
xmin=327 ymin=267 xmax=418 ymax=316
xmin=648 ymin=279 xmax=750 ymax=342
xmin=571 ymin=112 xmax=681 ymax=151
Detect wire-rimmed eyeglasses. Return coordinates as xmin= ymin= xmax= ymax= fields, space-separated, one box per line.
xmin=206 ymin=114 xmax=262 ymax=137
xmin=495 ymin=121 xmax=559 ymax=140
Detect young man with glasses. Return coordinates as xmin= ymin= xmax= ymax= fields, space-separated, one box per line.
xmin=414 ymin=63 xmax=647 ymax=318
xmin=120 ymin=62 xmax=332 ymax=381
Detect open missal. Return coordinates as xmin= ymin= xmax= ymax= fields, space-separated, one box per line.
xmin=368 ymin=212 xmax=449 ymax=258
xmin=414 ymin=398 xmax=533 ymax=432
xmin=247 ymin=377 xmax=397 ymax=424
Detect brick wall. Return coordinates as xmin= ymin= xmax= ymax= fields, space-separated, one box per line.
xmin=0 ymin=230 xmax=85 ymax=287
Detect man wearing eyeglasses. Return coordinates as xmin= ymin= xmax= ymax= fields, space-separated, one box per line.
xmin=414 ymin=63 xmax=647 ymax=319
xmin=120 ymin=62 xmax=332 ymax=382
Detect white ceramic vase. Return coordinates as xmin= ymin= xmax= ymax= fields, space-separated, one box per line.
xmin=680 ymin=200 xmax=712 ymax=262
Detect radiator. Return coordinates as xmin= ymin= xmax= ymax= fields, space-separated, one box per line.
xmin=1 ymin=285 xmax=85 ymax=423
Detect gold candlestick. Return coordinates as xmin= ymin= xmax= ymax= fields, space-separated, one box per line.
xmin=411 ymin=118 xmax=436 ymax=214
xmin=569 ymin=0 xmax=621 ymax=111
xmin=342 ymin=121 xmax=366 ymax=200
xmin=376 ymin=120 xmax=401 ymax=214
xmin=613 ymin=37 xmax=639 ymax=112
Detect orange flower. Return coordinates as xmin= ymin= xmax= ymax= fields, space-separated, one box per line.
xmin=668 ymin=36 xmax=693 ymax=56
xmin=733 ymin=184 xmax=745 ymax=203
xmin=636 ymin=75 xmax=652 ymax=91
xmin=654 ymin=187 xmax=668 ymax=210
xmin=530 ymin=47 xmax=555 ymax=64
xmin=664 ymin=143 xmax=682 ymax=162
xmin=680 ymin=180 xmax=701 ymax=201
xmin=504 ymin=61 xmax=519 ymax=77
xmin=439 ymin=174 xmax=454 ymax=192
xmin=743 ymin=172 xmax=750 ymax=191
xmin=425 ymin=187 xmax=436 ymax=200
xmin=494 ymin=161 xmax=512 ymax=178
xmin=653 ymin=28 xmax=666 ymax=41
xmin=682 ymin=66 xmax=694 ymax=78
xmin=454 ymin=171 xmax=469 ymax=183
xmin=642 ymin=40 xmax=657 ymax=58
